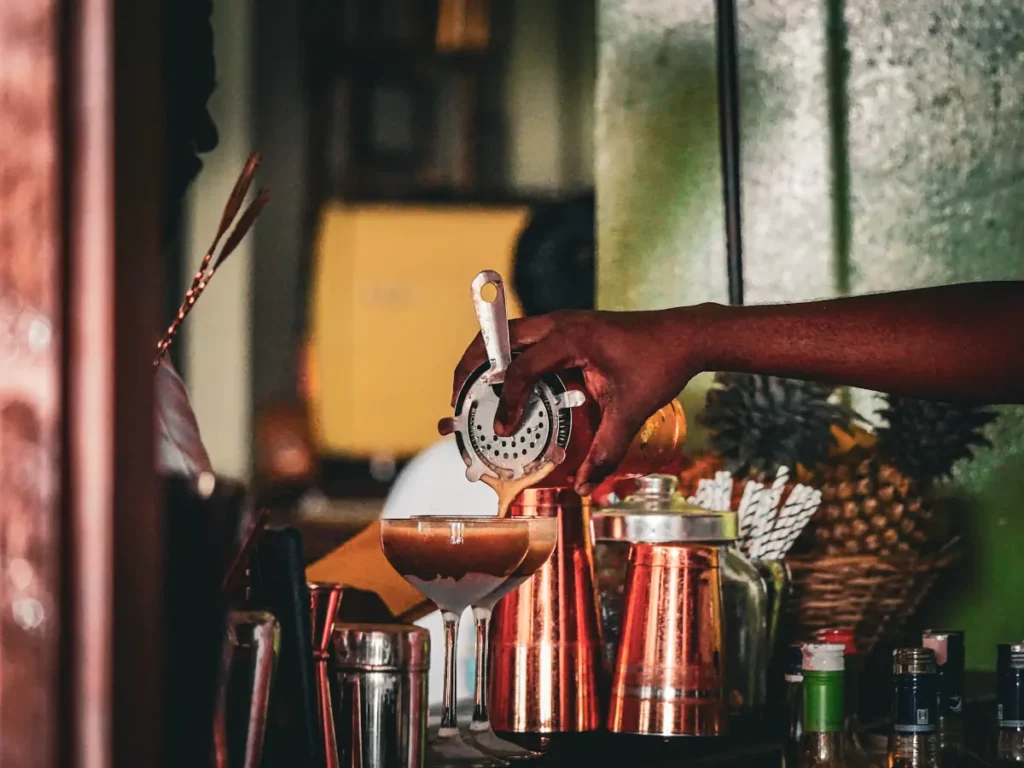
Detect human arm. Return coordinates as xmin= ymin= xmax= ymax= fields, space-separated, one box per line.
xmin=445 ymin=281 xmax=1024 ymax=494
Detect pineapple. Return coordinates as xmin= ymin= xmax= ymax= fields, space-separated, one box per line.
xmin=699 ymin=374 xmax=996 ymax=558
xmin=804 ymin=397 xmax=997 ymax=557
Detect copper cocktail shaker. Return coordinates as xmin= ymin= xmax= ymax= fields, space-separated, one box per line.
xmin=488 ymin=488 xmax=603 ymax=735
xmin=608 ymin=543 xmax=726 ymax=737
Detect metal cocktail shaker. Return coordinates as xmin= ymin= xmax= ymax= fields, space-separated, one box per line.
xmin=331 ymin=623 xmax=429 ymax=768
xmin=607 ymin=543 xmax=726 ymax=737
xmin=488 ymin=488 xmax=604 ymax=736
xmin=213 ymin=610 xmax=281 ymax=768
xmin=310 ymin=582 xmax=345 ymax=768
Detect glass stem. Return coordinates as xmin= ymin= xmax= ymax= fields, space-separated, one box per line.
xmin=471 ymin=608 xmax=492 ymax=729
xmin=440 ymin=610 xmax=461 ymax=736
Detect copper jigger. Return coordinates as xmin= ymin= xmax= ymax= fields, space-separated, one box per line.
xmin=488 ymin=488 xmax=603 ymax=734
xmin=608 ymin=543 xmax=726 ymax=737
xmin=310 ymin=582 xmax=345 ymax=768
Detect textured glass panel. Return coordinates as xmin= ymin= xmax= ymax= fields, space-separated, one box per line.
xmin=598 ymin=0 xmax=1024 ymax=665
xmin=597 ymin=0 xmax=836 ymax=313
xmin=845 ymin=0 xmax=1024 ymax=666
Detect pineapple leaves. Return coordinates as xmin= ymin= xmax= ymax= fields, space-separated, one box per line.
xmin=700 ymin=374 xmax=857 ymax=475
xmin=876 ymin=395 xmax=997 ymax=483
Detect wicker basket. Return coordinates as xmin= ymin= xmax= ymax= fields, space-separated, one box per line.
xmin=782 ymin=539 xmax=961 ymax=654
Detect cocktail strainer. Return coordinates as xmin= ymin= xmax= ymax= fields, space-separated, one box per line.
xmin=452 ymin=271 xmax=585 ymax=483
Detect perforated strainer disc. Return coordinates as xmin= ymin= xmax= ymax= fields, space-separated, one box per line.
xmin=453 ymin=358 xmax=585 ymax=482
xmin=452 ymin=271 xmax=585 ymax=483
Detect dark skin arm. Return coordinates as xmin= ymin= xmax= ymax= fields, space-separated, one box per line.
xmin=444 ymin=281 xmax=1024 ymax=495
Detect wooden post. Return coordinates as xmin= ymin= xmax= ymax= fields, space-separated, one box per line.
xmin=0 ymin=0 xmax=163 ymax=765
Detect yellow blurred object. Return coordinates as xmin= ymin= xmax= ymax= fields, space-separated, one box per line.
xmin=305 ymin=520 xmax=434 ymax=623
xmin=309 ymin=202 xmax=530 ymax=458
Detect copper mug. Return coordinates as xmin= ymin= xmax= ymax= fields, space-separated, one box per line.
xmin=607 ymin=543 xmax=726 ymax=737
xmin=488 ymin=488 xmax=603 ymax=734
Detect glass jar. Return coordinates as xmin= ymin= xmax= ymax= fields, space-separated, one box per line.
xmin=591 ymin=475 xmax=769 ymax=718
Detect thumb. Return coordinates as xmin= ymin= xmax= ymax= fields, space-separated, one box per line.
xmin=573 ymin=412 xmax=638 ymax=496
xmin=494 ymin=340 xmax=572 ymax=436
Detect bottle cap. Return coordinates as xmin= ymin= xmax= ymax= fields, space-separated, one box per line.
xmin=893 ymin=647 xmax=937 ymax=675
xmin=998 ymin=643 xmax=1024 ymax=671
xmin=802 ymin=643 xmax=845 ymax=672
xmin=922 ymin=629 xmax=964 ymax=669
xmin=785 ymin=643 xmax=803 ymax=679
xmin=816 ymin=627 xmax=857 ymax=656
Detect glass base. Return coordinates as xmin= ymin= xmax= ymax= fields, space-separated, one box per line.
xmin=428 ymin=728 xmax=511 ymax=768
xmin=464 ymin=723 xmax=543 ymax=762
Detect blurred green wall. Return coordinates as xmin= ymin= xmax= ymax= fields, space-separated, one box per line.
xmin=596 ymin=0 xmax=1024 ymax=668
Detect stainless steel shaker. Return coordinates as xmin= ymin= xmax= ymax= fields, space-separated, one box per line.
xmin=310 ymin=582 xmax=345 ymax=768
xmin=331 ymin=623 xmax=429 ymax=768
xmin=213 ymin=609 xmax=281 ymax=768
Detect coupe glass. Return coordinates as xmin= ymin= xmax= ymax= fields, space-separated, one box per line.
xmin=381 ymin=517 xmax=530 ymax=768
xmin=464 ymin=516 xmax=558 ymax=761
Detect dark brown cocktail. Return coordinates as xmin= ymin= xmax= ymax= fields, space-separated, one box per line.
xmin=380 ymin=517 xmax=530 ymax=767
xmin=466 ymin=517 xmax=558 ymax=761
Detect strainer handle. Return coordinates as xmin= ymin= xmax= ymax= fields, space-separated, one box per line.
xmin=471 ymin=270 xmax=512 ymax=384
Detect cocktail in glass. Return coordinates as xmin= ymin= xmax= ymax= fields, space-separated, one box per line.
xmin=464 ymin=516 xmax=558 ymax=761
xmin=381 ymin=517 xmax=530 ymax=768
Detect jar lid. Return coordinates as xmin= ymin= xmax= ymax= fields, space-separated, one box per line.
xmin=332 ymin=623 xmax=430 ymax=672
xmin=592 ymin=475 xmax=737 ymax=543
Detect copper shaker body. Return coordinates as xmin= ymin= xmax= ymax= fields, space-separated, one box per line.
xmin=608 ymin=543 xmax=726 ymax=737
xmin=488 ymin=488 xmax=603 ymax=733
xmin=540 ymin=384 xmax=687 ymax=488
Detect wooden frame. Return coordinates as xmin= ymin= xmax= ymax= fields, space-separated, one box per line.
xmin=0 ymin=0 xmax=164 ymax=764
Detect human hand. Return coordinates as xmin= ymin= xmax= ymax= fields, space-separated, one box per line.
xmin=441 ymin=308 xmax=705 ymax=494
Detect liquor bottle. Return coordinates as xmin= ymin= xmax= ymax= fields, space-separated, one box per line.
xmin=798 ymin=643 xmax=848 ymax=768
xmin=888 ymin=647 xmax=940 ymax=768
xmin=785 ymin=643 xmax=805 ymax=768
xmin=921 ymin=630 xmax=988 ymax=767
xmin=816 ymin=628 xmax=870 ymax=767
xmin=997 ymin=643 xmax=1024 ymax=765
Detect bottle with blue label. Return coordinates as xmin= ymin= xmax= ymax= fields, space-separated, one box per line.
xmin=888 ymin=647 xmax=940 ymax=768
xmin=997 ymin=643 xmax=1024 ymax=766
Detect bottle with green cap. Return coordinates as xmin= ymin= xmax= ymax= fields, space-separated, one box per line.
xmin=816 ymin=628 xmax=870 ymax=768
xmin=799 ymin=643 xmax=849 ymax=768
xmin=888 ymin=647 xmax=940 ymax=768
xmin=997 ymin=643 xmax=1024 ymax=766
xmin=785 ymin=643 xmax=805 ymax=768
xmin=921 ymin=630 xmax=988 ymax=767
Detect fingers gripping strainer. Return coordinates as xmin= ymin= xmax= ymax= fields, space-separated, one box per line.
xmin=453 ymin=271 xmax=585 ymax=483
